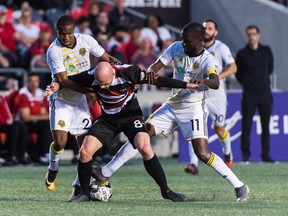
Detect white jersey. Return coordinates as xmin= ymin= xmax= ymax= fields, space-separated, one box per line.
xmin=46 ymin=33 xmax=105 ymax=105
xmin=206 ymin=40 xmax=235 ymax=99
xmin=158 ymin=41 xmax=219 ymax=108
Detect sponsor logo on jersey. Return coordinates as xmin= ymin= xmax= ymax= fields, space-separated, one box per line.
xmin=58 ymin=120 xmax=65 ymax=128
xmin=79 ymin=48 xmax=87 ymax=56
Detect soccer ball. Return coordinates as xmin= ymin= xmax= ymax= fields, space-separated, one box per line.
xmin=89 ymin=180 xmax=113 ymax=202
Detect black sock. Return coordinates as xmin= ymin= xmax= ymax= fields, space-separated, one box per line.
xmin=143 ymin=154 xmax=169 ymax=193
xmin=78 ymin=160 xmax=92 ymax=195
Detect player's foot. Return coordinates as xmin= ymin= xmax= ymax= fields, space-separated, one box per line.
xmin=161 ymin=189 xmax=188 ymax=202
xmin=71 ymin=184 xmax=82 ymax=198
xmin=45 ymin=169 xmax=58 ymax=191
xmin=235 ymin=184 xmax=250 ymax=202
xmin=68 ymin=192 xmax=89 ymax=202
xmin=91 ymin=166 xmax=110 ymax=186
xmin=184 ymin=164 xmax=198 ymax=175
xmin=224 ymin=153 xmax=233 ymax=168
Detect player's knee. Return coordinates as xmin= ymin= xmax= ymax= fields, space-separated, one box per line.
xmin=79 ymin=147 xmax=93 ymax=162
xmin=196 ymin=150 xmax=211 ymax=163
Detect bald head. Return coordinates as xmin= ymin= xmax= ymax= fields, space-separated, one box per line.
xmin=94 ymin=62 xmax=115 ymax=89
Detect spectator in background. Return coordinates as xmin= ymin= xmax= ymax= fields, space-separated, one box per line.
xmin=92 ymin=11 xmax=110 ymax=43
xmin=0 ymin=94 xmax=30 ymax=165
xmin=235 ymin=25 xmax=275 ymax=163
xmin=107 ymin=25 xmax=128 ymax=63
xmin=108 ymin=0 xmax=134 ymax=30
xmin=140 ymin=14 xmax=172 ymax=53
xmin=15 ymin=73 xmax=52 ymax=164
xmin=0 ymin=5 xmax=20 ymax=67
xmin=29 ymin=22 xmax=52 ymax=69
xmin=75 ymin=15 xmax=93 ymax=36
xmin=88 ymin=1 xmax=101 ymax=28
xmin=125 ymin=24 xmax=141 ymax=64
xmin=14 ymin=6 xmax=40 ymax=69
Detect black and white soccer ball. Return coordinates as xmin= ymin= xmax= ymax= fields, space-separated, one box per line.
xmin=89 ymin=180 xmax=113 ymax=202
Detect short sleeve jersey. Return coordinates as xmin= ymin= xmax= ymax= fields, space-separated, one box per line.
xmin=46 ymin=33 xmax=105 ymax=105
xmin=206 ymin=40 xmax=235 ymax=98
xmin=158 ymin=41 xmax=219 ymax=108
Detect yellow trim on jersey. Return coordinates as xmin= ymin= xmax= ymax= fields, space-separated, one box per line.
xmin=207 ymin=68 xmax=218 ymax=76
xmin=207 ymin=152 xmax=216 ymax=166
xmin=220 ymin=130 xmax=229 ymax=141
xmin=50 ymin=142 xmax=64 ymax=155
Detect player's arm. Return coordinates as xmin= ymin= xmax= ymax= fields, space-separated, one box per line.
xmin=55 ymin=71 xmax=94 ymax=94
xmin=219 ymin=62 xmax=237 ymax=80
xmin=146 ymin=59 xmax=165 ymax=84
xmin=99 ymin=52 xmax=120 ymax=64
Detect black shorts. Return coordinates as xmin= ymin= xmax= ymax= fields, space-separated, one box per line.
xmin=87 ymin=114 xmax=147 ymax=148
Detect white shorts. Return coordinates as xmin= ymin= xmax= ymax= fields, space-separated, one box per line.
xmin=206 ymin=97 xmax=227 ymax=127
xmin=147 ymin=102 xmax=208 ymax=141
xmin=49 ymin=99 xmax=92 ymax=136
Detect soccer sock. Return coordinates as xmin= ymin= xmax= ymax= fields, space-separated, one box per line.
xmin=48 ymin=142 xmax=64 ymax=171
xmin=78 ymin=160 xmax=92 ymax=195
xmin=102 ymin=141 xmax=138 ymax=177
xmin=143 ymin=154 xmax=169 ymax=193
xmin=220 ymin=130 xmax=232 ymax=156
xmin=207 ymin=152 xmax=243 ymax=188
xmin=188 ymin=141 xmax=199 ymax=166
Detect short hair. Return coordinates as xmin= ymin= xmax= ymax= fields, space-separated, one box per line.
xmin=182 ymin=22 xmax=205 ymax=38
xmin=246 ymin=25 xmax=260 ymax=33
xmin=27 ymin=72 xmax=39 ymax=78
xmin=56 ymin=15 xmax=75 ymax=30
xmin=203 ymin=19 xmax=218 ymax=30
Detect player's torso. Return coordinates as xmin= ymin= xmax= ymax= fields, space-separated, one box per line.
xmin=166 ymin=43 xmax=217 ymax=108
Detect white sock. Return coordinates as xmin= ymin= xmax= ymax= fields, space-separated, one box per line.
xmin=102 ymin=141 xmax=138 ymax=177
xmin=188 ymin=141 xmax=199 ymax=166
xmin=72 ymin=173 xmax=80 ymax=186
xmin=207 ymin=152 xmax=243 ymax=188
xmin=48 ymin=142 xmax=64 ymax=171
xmin=220 ymin=130 xmax=232 ymax=156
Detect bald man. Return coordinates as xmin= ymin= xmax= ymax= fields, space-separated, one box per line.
xmin=46 ymin=62 xmax=200 ymax=202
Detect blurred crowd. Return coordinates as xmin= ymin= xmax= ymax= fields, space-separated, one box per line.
xmin=0 ymin=0 xmax=175 ymax=166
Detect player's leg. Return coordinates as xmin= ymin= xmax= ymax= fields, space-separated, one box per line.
xmin=184 ymin=142 xmax=199 ymax=174
xmin=69 ymin=135 xmax=103 ymax=202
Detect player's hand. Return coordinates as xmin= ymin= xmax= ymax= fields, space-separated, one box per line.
xmin=186 ymin=82 xmax=199 ymax=89
xmin=86 ymin=92 xmax=98 ymax=107
xmin=45 ymin=82 xmax=60 ymax=96
xmin=146 ymin=71 xmax=159 ymax=84
xmin=190 ymin=78 xmax=204 ymax=85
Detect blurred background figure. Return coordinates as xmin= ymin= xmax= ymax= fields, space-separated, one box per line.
xmin=125 ymin=24 xmax=141 ymax=64
xmin=140 ymin=14 xmax=172 ymax=54
xmin=74 ymin=15 xmax=92 ymax=36
xmin=15 ymin=73 xmax=52 ymax=164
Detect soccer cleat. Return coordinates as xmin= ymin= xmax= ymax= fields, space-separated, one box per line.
xmin=68 ymin=192 xmax=90 ymax=202
xmin=45 ymin=169 xmax=58 ymax=191
xmin=224 ymin=153 xmax=233 ymax=168
xmin=91 ymin=166 xmax=110 ymax=186
xmin=71 ymin=184 xmax=82 ymax=198
xmin=161 ymin=189 xmax=188 ymax=202
xmin=235 ymin=184 xmax=250 ymax=202
xmin=184 ymin=164 xmax=199 ymax=175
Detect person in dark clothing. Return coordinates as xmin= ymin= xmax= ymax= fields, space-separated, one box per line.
xmin=235 ymin=25 xmax=274 ymax=163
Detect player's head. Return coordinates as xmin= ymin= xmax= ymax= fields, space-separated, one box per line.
xmin=203 ymin=19 xmax=218 ymax=43
xmin=245 ymin=25 xmax=260 ymax=47
xmin=94 ymin=62 xmax=115 ymax=89
xmin=26 ymin=73 xmax=40 ymax=93
xmin=56 ymin=15 xmax=75 ymax=48
xmin=181 ymin=22 xmax=205 ymax=57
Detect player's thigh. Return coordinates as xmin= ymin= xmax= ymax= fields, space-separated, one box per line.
xmin=176 ymin=103 xmax=208 ymax=141
xmin=86 ymin=117 xmax=116 ymax=149
xmin=146 ymin=103 xmax=177 ymax=137
xmin=50 ymin=99 xmax=92 ymax=136
xmin=207 ymin=98 xmax=227 ymax=127
xmin=122 ymin=116 xmax=148 ymax=148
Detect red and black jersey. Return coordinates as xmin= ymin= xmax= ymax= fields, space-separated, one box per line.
xmin=69 ymin=64 xmax=145 ymax=117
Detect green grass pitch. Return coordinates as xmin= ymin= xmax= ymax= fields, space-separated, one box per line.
xmin=0 ymin=158 xmax=288 ymax=216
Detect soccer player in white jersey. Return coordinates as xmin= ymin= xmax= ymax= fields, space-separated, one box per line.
xmin=184 ymin=19 xmax=237 ymax=174
xmin=92 ymin=22 xmax=250 ymax=202
xmin=44 ymin=15 xmax=119 ymax=195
